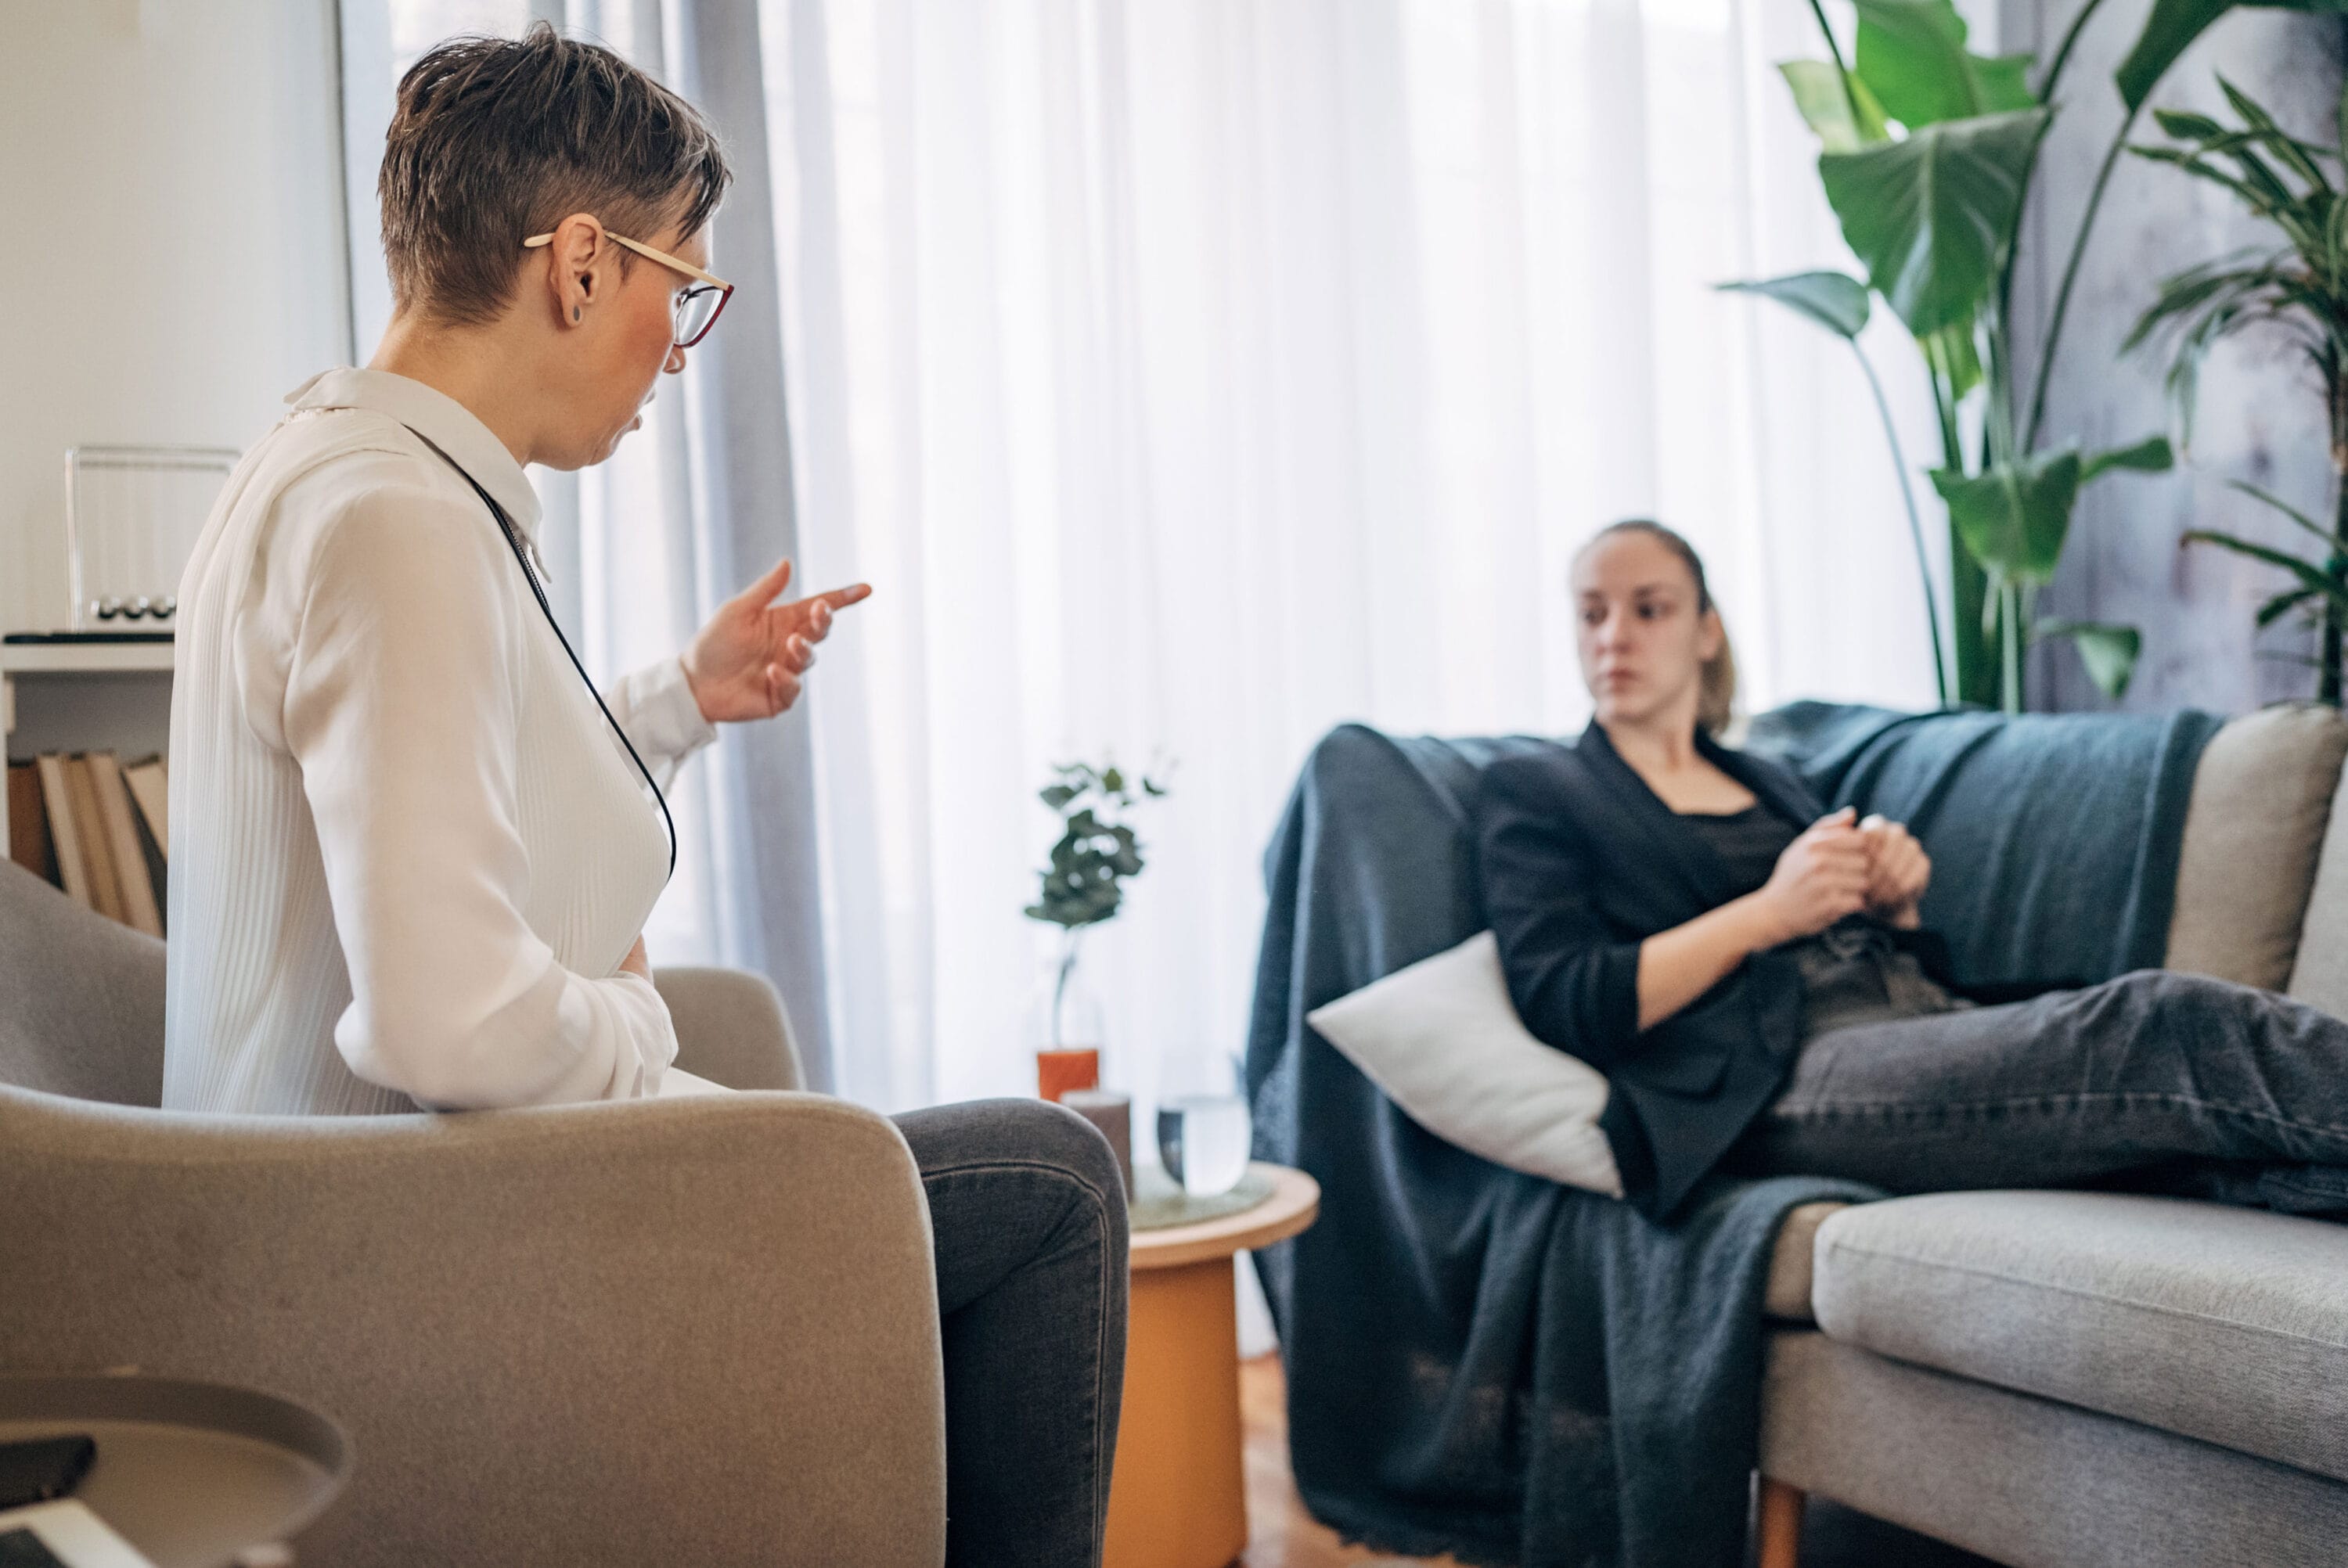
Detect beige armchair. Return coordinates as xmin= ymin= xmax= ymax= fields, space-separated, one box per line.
xmin=0 ymin=859 xmax=946 ymax=1567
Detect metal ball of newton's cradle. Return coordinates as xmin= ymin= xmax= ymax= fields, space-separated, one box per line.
xmin=86 ymin=595 xmax=176 ymax=624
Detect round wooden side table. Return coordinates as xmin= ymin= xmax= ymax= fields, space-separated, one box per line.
xmin=1103 ymin=1160 xmax=1320 ymax=1568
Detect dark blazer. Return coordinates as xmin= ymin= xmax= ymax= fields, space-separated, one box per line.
xmin=1473 ymin=722 xmax=1829 ymax=1220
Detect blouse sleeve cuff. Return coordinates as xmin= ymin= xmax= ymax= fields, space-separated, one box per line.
xmin=617 ymin=655 xmax=719 ymax=768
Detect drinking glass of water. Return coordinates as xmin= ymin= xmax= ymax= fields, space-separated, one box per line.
xmin=1156 ymin=1095 xmax=1252 ymax=1197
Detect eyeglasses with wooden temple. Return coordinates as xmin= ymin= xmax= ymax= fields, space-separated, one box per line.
xmin=522 ymin=225 xmax=735 ymax=348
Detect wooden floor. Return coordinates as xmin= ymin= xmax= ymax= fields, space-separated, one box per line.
xmin=1237 ymin=1353 xmax=1464 ymax=1568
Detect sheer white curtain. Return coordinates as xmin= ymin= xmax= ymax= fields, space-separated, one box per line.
xmin=759 ymin=0 xmax=1944 ymax=1117
xmin=347 ymin=0 xmax=1944 ymax=1117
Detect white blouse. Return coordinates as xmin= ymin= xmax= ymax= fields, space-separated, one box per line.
xmin=162 ymin=368 xmax=717 ymax=1115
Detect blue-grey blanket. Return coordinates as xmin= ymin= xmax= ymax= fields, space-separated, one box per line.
xmin=1244 ymin=706 xmax=2219 ymax=1568
xmin=1745 ymin=701 xmax=2224 ymax=987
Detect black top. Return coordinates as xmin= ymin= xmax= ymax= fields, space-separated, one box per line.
xmin=1676 ymin=804 xmax=1795 ymax=901
xmin=1472 ymin=724 xmax=1961 ymax=1218
xmin=1676 ymin=801 xmax=1964 ymax=1041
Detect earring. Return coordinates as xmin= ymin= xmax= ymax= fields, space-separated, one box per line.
xmin=572 ymin=307 xmax=582 ymax=322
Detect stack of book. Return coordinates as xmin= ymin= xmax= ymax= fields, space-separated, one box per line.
xmin=5 ymin=753 xmax=168 ymax=937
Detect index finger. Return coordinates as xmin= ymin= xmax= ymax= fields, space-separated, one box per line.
xmin=809 ymin=583 xmax=873 ymax=612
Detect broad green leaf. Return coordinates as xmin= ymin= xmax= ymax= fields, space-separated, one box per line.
xmin=1718 ymin=272 xmax=1871 ymax=337
xmin=2116 ymin=0 xmax=2348 ymax=113
xmin=1853 ymin=0 xmax=2038 ymax=128
xmin=1821 ymin=109 xmax=2049 ymax=335
xmin=1972 ymin=53 xmax=2038 ymax=113
xmin=2033 ymin=619 xmax=2142 ymax=699
xmin=2083 ymin=434 xmax=2175 ymax=480
xmin=1931 ymin=448 xmax=2083 ymax=584
xmin=1781 ymin=60 xmax=1892 ymax=151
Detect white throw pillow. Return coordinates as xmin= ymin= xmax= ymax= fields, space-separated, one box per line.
xmin=1307 ymin=930 xmax=1625 ymax=1198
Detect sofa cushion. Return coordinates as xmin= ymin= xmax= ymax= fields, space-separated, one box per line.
xmin=1811 ymin=1191 xmax=2348 ymax=1484
xmin=2167 ymin=703 xmax=2348 ymax=991
xmin=1305 ymin=931 xmax=1623 ymax=1197
xmin=1761 ymin=1331 xmax=2348 ymax=1568
xmin=2291 ymin=738 xmax=2348 ymax=1017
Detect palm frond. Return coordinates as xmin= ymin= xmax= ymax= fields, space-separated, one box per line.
xmin=2181 ymin=529 xmax=2348 ymax=607
xmin=2226 ymin=479 xmax=2339 ymax=548
xmin=2258 ymin=587 xmax=2318 ymax=628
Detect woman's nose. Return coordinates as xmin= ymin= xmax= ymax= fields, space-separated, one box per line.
xmin=664 ymin=343 xmax=688 ymax=375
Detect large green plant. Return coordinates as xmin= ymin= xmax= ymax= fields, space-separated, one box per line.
xmin=1726 ymin=0 xmax=2327 ymax=709
xmin=2127 ymin=80 xmax=2348 ymax=702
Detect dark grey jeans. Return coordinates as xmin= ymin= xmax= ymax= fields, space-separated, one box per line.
xmin=890 ymin=1098 xmax=1130 ymax=1568
xmin=1734 ymin=970 xmax=2348 ymax=1216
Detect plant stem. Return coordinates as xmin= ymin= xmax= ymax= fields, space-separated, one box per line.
xmin=2025 ymin=101 xmax=2146 ymax=451
xmin=1051 ymin=928 xmax=1082 ymax=1047
xmin=2036 ymin=0 xmax=2109 ymax=106
xmin=2329 ymin=376 xmax=2348 ymax=704
xmin=2000 ymin=579 xmax=2025 ymax=713
xmin=1853 ymin=341 xmax=1952 ymax=704
xmin=1804 ymin=0 xmax=1864 ymax=127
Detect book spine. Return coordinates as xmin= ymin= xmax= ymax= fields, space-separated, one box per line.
xmin=64 ymin=755 xmax=126 ymax=924
xmin=121 ymin=756 xmax=169 ymax=858
xmin=35 ymin=754 xmax=94 ymax=908
xmin=7 ymin=761 xmax=56 ymax=884
xmin=88 ymin=752 xmax=162 ymax=937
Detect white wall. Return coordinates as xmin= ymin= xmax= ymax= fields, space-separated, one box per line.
xmin=0 ymin=0 xmax=351 ymax=638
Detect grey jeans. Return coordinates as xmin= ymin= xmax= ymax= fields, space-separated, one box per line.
xmin=1734 ymin=969 xmax=2348 ymax=1216
xmin=890 ymin=1098 xmax=1130 ymax=1568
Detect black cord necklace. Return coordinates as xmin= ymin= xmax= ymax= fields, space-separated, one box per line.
xmin=409 ymin=433 xmax=679 ymax=884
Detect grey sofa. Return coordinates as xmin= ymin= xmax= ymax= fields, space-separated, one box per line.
xmin=1755 ymin=702 xmax=2348 ymax=1568
xmin=0 ymin=858 xmax=947 ymax=1567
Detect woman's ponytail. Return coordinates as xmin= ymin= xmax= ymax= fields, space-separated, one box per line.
xmin=1696 ymin=614 xmax=1737 ymax=735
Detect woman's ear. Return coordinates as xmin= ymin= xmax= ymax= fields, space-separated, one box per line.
xmin=543 ymin=213 xmax=607 ymax=327
xmin=1696 ymin=605 xmax=1725 ymax=661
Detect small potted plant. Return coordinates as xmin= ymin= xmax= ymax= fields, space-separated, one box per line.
xmin=1024 ymin=760 xmax=1169 ymax=1101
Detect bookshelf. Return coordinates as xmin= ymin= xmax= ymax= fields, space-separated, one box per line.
xmin=1 ymin=641 xmax=175 ymax=846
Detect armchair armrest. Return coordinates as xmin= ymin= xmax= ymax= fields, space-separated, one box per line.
xmin=656 ymin=964 xmax=805 ymax=1091
xmin=0 ymin=1085 xmax=945 ymax=1568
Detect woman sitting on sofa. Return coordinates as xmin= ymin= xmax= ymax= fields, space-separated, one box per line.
xmin=1476 ymin=518 xmax=2348 ymax=1221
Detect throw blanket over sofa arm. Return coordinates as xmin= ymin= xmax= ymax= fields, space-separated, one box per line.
xmin=0 ymin=1086 xmax=947 ymax=1568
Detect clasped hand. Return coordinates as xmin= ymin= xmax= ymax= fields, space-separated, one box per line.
xmin=1755 ymin=807 xmax=1928 ymax=944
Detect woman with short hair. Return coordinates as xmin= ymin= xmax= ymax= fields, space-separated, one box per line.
xmin=164 ymin=26 xmax=1123 ymax=1566
xmin=1478 ymin=518 xmax=2348 ymax=1221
